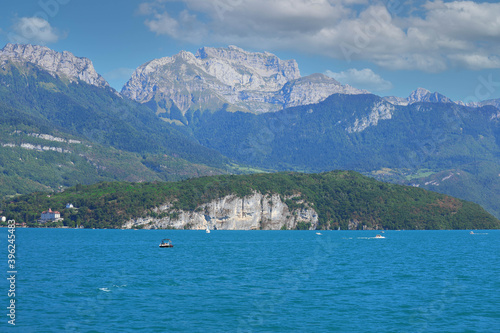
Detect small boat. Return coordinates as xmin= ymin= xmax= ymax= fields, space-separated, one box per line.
xmin=470 ymin=231 xmax=474 ymax=234
xmin=375 ymin=234 xmax=385 ymax=239
xmin=206 ymin=227 xmax=210 ymax=234
xmin=316 ymin=232 xmax=322 ymax=235
xmin=159 ymin=239 xmax=173 ymax=248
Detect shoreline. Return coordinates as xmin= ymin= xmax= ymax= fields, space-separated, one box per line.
xmin=0 ymin=225 xmax=497 ymax=231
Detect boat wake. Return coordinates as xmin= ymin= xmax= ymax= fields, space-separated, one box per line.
xmin=356 ymin=236 xmax=385 ymax=239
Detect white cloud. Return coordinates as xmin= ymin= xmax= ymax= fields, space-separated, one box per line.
xmin=449 ymin=54 xmax=500 ymax=70
xmin=10 ymin=17 xmax=62 ymax=45
xmin=145 ymin=12 xmax=180 ymax=37
xmin=325 ymin=68 xmax=393 ymax=92
xmin=138 ymin=0 xmax=500 ymax=72
xmin=143 ymin=7 xmax=205 ymax=43
xmin=136 ymin=2 xmax=157 ymax=15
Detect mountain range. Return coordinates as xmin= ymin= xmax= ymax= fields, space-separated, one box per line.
xmin=121 ymin=45 xmax=367 ymax=121
xmin=1 ymin=43 xmax=499 ymax=220
xmin=383 ymin=87 xmax=454 ymax=106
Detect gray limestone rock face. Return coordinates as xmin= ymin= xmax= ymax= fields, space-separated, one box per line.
xmin=123 ymin=192 xmax=319 ymax=230
xmin=0 ymin=43 xmax=109 ymax=88
xmin=121 ymin=46 xmax=367 ymax=115
xmin=346 ymin=101 xmax=395 ymax=133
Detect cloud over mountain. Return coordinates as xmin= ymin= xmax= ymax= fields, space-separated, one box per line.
xmin=10 ymin=17 xmax=62 ymax=45
xmin=325 ymin=68 xmax=393 ymax=93
xmin=138 ymin=0 xmax=500 ymax=72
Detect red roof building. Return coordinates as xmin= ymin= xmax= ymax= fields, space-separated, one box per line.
xmin=40 ymin=208 xmax=62 ymax=222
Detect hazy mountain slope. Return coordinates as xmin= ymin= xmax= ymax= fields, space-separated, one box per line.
xmin=187 ymin=94 xmax=500 ymax=217
xmin=192 ymin=94 xmax=500 ymax=170
xmin=0 ymin=101 xmax=225 ymax=196
xmin=0 ymin=57 xmax=229 ymax=169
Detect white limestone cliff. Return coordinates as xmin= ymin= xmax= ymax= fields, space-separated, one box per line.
xmin=346 ymin=101 xmax=395 ymax=133
xmin=122 ymin=192 xmax=319 ymax=230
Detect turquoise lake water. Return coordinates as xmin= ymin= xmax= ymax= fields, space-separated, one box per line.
xmin=1 ymin=229 xmax=499 ymax=332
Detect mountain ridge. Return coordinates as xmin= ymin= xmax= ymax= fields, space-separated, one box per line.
xmin=384 ymin=87 xmax=454 ymax=106
xmin=121 ymin=45 xmax=368 ymax=117
xmin=2 ymin=43 xmax=497 ymax=112
xmin=0 ymin=43 xmax=109 ymax=88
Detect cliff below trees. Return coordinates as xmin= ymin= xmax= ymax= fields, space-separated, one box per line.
xmin=123 ymin=192 xmax=318 ymax=230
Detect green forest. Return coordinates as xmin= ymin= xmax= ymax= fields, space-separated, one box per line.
xmin=2 ymin=171 xmax=498 ymax=230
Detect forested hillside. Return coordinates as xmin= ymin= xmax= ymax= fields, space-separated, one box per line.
xmin=0 ymin=61 xmax=233 ymax=195
xmin=3 ymin=171 xmax=498 ymax=230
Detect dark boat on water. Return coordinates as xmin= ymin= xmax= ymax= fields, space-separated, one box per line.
xmin=159 ymin=239 xmax=173 ymax=248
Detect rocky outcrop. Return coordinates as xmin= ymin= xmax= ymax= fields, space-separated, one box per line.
xmin=384 ymin=87 xmax=453 ymax=106
xmin=385 ymin=88 xmax=500 ymax=110
xmin=346 ymin=101 xmax=395 ymax=133
xmin=121 ymin=46 xmax=367 ymax=115
xmin=278 ymin=73 xmax=368 ymax=109
xmin=122 ymin=192 xmax=318 ymax=230
xmin=0 ymin=43 xmax=109 ymax=88
xmin=463 ymin=98 xmax=500 ymax=110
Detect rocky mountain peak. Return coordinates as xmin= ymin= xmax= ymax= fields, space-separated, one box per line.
xmin=294 ymin=73 xmax=341 ymax=85
xmin=411 ymin=87 xmax=431 ymax=96
xmin=408 ymin=87 xmax=430 ymax=102
xmin=122 ymin=46 xmax=367 ymax=116
xmin=384 ymin=87 xmax=453 ymax=106
xmin=407 ymin=87 xmax=452 ymax=104
xmin=0 ymin=43 xmax=109 ymax=88
xmin=194 ymin=45 xmax=300 ymax=82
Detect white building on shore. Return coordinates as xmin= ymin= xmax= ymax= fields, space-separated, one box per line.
xmin=40 ymin=208 xmax=63 ymax=223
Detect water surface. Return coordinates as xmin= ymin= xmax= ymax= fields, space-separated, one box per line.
xmin=2 ymin=229 xmax=499 ymax=332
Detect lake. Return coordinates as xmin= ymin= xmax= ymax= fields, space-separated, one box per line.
xmin=2 ymin=229 xmax=499 ymax=332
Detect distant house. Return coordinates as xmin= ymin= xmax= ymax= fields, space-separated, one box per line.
xmin=1 ymin=216 xmax=6 ymax=222
xmin=40 ymin=208 xmax=63 ymax=223
xmin=66 ymin=203 xmax=74 ymax=209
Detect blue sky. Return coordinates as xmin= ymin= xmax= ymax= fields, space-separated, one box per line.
xmin=1 ymin=0 xmax=500 ymax=102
